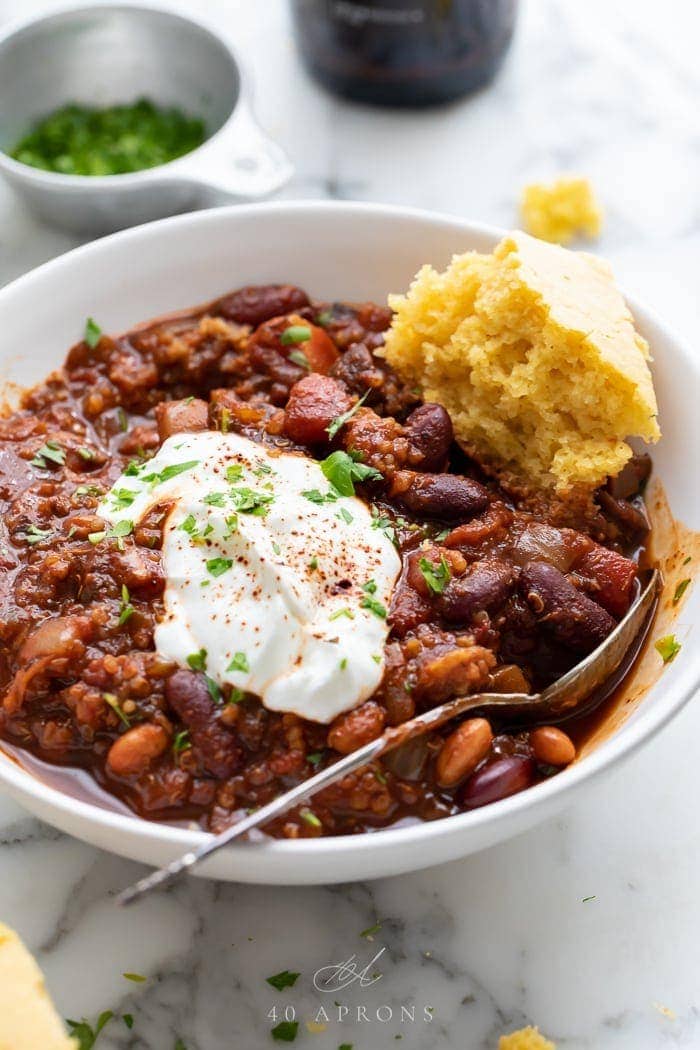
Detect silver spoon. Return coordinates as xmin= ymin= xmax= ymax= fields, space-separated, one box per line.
xmin=118 ymin=569 xmax=660 ymax=905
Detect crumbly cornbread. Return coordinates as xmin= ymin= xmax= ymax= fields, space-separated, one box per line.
xmin=0 ymin=923 xmax=77 ymax=1049
xmin=521 ymin=176 xmax=603 ymax=244
xmin=499 ymin=1026 xmax=556 ymax=1050
xmin=382 ymin=231 xmax=659 ymax=492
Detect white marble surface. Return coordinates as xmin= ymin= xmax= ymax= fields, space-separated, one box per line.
xmin=0 ymin=1 xmax=699 ymax=1047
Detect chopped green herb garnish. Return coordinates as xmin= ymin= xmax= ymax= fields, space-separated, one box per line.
xmin=117 ymin=407 xmax=129 ymax=432
xmin=300 ymin=808 xmax=322 ymax=829
xmin=66 ymin=1010 xmax=113 ymax=1050
xmin=206 ymin=557 xmax=233 ymax=577
xmin=673 ymin=579 xmax=691 ymax=604
xmin=118 ymin=584 xmax=135 ymax=626
xmin=320 ymin=449 xmax=382 ymax=496
xmin=173 ymin=729 xmax=191 ymax=755
xmin=104 ymin=693 xmax=130 ymax=728
xmin=110 ymin=487 xmax=137 ymax=509
xmin=229 ymin=486 xmax=274 ymax=515
xmin=223 ymin=514 xmax=239 ymax=538
xmin=374 ymin=769 xmax=387 ymax=784
xmin=336 ymin=507 xmax=353 ymax=525
xmin=75 ymin=484 xmax=103 ymax=497
xmin=272 ymin=541 xmax=282 ymax=556
xmin=220 ymin=407 xmax=231 ymax=434
xmin=203 ymin=491 xmax=227 ymax=507
xmin=30 ymin=441 xmax=66 ymax=469
xmin=227 ymin=651 xmax=250 ymax=674
xmin=84 ymin=317 xmax=102 ymax=348
xmin=316 ymin=309 xmax=333 ymax=327
xmin=309 ymin=556 xmax=319 ymax=570
xmin=419 ymin=556 xmax=451 ymax=596
xmin=77 ymin=446 xmax=95 ymax=461
xmin=271 ymin=1020 xmax=299 ymax=1043
xmin=329 ymin=607 xmax=354 ymax=621
xmin=24 ymin=524 xmax=52 ymax=545
xmin=326 ymin=390 xmax=369 ymax=440
xmin=122 ymin=972 xmax=147 ymax=983
xmin=253 ymin=461 xmax=273 ymax=477
xmin=307 ymin=751 xmax=324 ymax=767
xmin=280 ymin=325 xmax=311 ymax=346
xmin=266 ymin=970 xmax=300 ymax=991
xmin=123 ymin=1014 xmax=134 ymax=1029
xmin=187 ymin=648 xmax=207 ymax=672
xmin=361 ymin=594 xmax=387 ymax=619
xmin=12 ymin=99 xmax=206 ymax=176
xmin=152 ymin=459 xmax=199 ymax=484
xmin=302 ymin=488 xmax=338 ymax=505
xmin=205 ymin=676 xmax=222 ymax=705
xmin=226 ymin=464 xmax=244 ymax=483
xmin=228 ymin=687 xmax=245 ymax=705
xmin=339 ymin=657 xmax=348 ymax=670
xmin=363 ymin=579 xmax=377 ymax=595
xmin=360 ymin=921 xmax=382 ymax=939
xmin=88 ymin=531 xmax=106 ymax=545
xmin=434 ymin=527 xmax=450 ymax=542
xmin=683 ymin=555 xmax=692 ymax=566
xmin=655 ymin=635 xmax=681 ymax=663
xmin=175 ymin=1040 xmax=187 ymax=1050
xmin=288 ymin=349 xmax=311 ymax=370
xmin=372 ymin=653 xmax=382 ymax=664
xmin=582 ymin=895 xmax=596 ymax=903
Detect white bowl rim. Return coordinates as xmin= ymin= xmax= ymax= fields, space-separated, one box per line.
xmin=0 ymin=198 xmax=697 ymax=864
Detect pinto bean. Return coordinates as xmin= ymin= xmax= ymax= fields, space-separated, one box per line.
xmin=437 ymin=560 xmax=516 ymax=624
xmin=165 ymin=670 xmax=241 ymax=778
xmin=284 ymin=374 xmax=353 ymax=446
xmin=459 ymin=755 xmax=535 ymax=810
xmin=435 ymin=718 xmax=493 ymax=787
xmin=530 ymin=726 xmax=576 ymax=766
xmin=328 ymin=701 xmax=385 ymax=754
xmin=155 ymin=398 xmax=208 ymax=441
xmin=404 ymin=404 xmax=453 ymax=472
xmin=390 ymin=471 xmax=489 ymax=520
xmin=106 ymin=723 xmax=169 ymax=777
xmin=215 ymin=284 xmax=310 ymax=326
xmin=519 ymin=561 xmax=616 ymax=653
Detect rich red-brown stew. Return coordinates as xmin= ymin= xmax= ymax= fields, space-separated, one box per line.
xmin=0 ymin=284 xmax=652 ymax=836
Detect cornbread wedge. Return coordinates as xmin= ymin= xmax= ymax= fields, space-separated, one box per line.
xmin=499 ymin=1026 xmax=556 ymax=1050
xmin=382 ymin=231 xmax=659 ymax=493
xmin=0 ymin=923 xmax=76 ymax=1049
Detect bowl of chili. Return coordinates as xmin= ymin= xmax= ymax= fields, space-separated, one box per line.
xmin=0 ymin=200 xmax=697 ymax=884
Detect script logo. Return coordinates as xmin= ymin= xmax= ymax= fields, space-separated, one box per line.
xmin=313 ymin=948 xmax=386 ymax=993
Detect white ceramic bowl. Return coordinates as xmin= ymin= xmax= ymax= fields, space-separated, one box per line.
xmin=0 ymin=202 xmax=697 ymax=884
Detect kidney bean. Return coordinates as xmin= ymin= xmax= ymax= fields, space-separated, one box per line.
xmin=519 ymin=561 xmax=616 ymax=653
xmin=404 ymin=404 xmax=453 ymax=472
xmin=165 ymin=670 xmax=241 ymax=778
xmin=329 ymin=341 xmax=386 ymax=396
xmin=155 ymin=398 xmax=208 ymax=441
xmin=284 ymin=374 xmax=353 ymax=446
xmin=435 ymin=718 xmax=493 ymax=787
xmin=328 ymin=701 xmax=385 ymax=754
xmin=214 ymin=284 xmax=310 ymax=326
xmin=459 ymin=755 xmax=535 ymax=810
xmin=106 ymin=723 xmax=169 ymax=777
xmin=530 ymin=726 xmax=576 ymax=766
xmin=597 ymin=490 xmax=650 ymax=539
xmin=390 ymin=471 xmax=489 ymax=520
xmin=437 ymin=559 xmax=515 ymax=624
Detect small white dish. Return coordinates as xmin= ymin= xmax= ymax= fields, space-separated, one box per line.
xmin=0 ymin=4 xmax=292 ymax=234
xmin=0 ymin=201 xmax=697 ymax=884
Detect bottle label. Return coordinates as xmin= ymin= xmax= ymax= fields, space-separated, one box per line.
xmin=331 ymin=2 xmax=425 ymax=27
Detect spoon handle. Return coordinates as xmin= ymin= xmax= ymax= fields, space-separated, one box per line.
xmin=117 ymin=689 xmax=529 ymax=905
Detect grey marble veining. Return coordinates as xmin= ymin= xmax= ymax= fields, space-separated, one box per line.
xmin=0 ymin=1 xmax=698 ymax=1047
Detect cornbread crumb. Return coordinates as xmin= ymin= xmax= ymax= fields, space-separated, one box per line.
xmin=521 ymin=176 xmax=603 ymax=244
xmin=382 ymin=231 xmax=659 ymax=493
xmin=499 ymin=1025 xmax=556 ymax=1050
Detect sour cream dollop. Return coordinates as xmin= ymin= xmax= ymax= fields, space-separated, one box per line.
xmin=99 ymin=431 xmax=401 ymax=723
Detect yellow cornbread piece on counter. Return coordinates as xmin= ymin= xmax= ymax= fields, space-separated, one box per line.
xmin=521 ymin=176 xmax=603 ymax=245
xmin=499 ymin=1026 xmax=556 ymax=1050
xmin=0 ymin=923 xmax=77 ymax=1049
xmin=382 ymin=231 xmax=660 ymax=493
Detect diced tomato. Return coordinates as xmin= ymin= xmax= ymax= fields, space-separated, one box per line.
xmin=575 ymin=545 xmax=637 ymax=618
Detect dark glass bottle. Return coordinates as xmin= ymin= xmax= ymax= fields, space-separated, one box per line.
xmin=291 ymin=0 xmax=518 ymax=107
